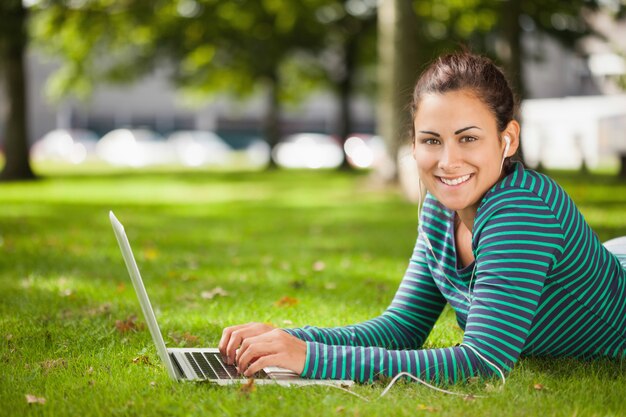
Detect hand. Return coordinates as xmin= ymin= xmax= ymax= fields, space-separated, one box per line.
xmin=235 ymin=329 xmax=306 ymax=377
xmin=218 ymin=322 xmax=275 ymax=365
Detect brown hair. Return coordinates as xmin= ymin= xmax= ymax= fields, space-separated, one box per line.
xmin=411 ymin=52 xmax=518 ymax=134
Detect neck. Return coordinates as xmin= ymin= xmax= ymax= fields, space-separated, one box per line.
xmin=456 ymin=206 xmax=478 ymax=232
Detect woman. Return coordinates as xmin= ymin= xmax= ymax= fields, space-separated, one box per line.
xmin=218 ymin=52 xmax=626 ymax=384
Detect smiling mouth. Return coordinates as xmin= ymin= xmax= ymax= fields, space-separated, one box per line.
xmin=438 ymin=174 xmax=473 ymax=186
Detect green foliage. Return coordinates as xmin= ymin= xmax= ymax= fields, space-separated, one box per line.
xmin=0 ymin=166 xmax=625 ymax=416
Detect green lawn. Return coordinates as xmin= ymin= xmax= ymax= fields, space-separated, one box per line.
xmin=1 ymin=166 xmax=625 ymax=417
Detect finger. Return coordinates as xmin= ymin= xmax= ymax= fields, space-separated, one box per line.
xmin=244 ymin=354 xmax=281 ymax=377
xmin=218 ymin=325 xmax=242 ymax=362
xmin=236 ymin=341 xmax=276 ymax=372
xmin=218 ymin=324 xmax=245 ymax=356
xmin=236 ymin=328 xmax=289 ymax=366
xmin=225 ymin=323 xmax=275 ymax=364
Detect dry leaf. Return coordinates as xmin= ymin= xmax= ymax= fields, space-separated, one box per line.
xmin=335 ymin=406 xmax=345 ymax=413
xmin=86 ymin=303 xmax=111 ymax=317
xmin=201 ymin=287 xmax=229 ymax=300
xmin=41 ymin=358 xmax=67 ymax=373
xmin=86 ymin=367 xmax=94 ymax=375
xmin=533 ymin=383 xmax=547 ymax=391
xmin=25 ymin=394 xmax=46 ymax=405
xmin=313 ymin=261 xmax=326 ymax=271
xmin=170 ymin=331 xmax=200 ymax=346
xmin=143 ymin=247 xmax=159 ymax=260
xmin=274 ymin=296 xmax=299 ymax=307
xmin=116 ymin=283 xmax=126 ymax=293
xmin=150 ymin=381 xmax=157 ymax=387
xmin=115 ymin=315 xmax=144 ymax=334
xmin=416 ymin=404 xmax=438 ymax=412
xmin=239 ymin=378 xmax=256 ymax=395
xmin=132 ymin=355 xmax=152 ymax=365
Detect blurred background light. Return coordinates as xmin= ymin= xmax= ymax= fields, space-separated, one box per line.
xmin=272 ymin=133 xmax=344 ymax=169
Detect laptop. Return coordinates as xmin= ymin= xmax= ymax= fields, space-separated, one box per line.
xmin=109 ymin=211 xmax=353 ymax=386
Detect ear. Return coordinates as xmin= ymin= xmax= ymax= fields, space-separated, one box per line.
xmin=502 ymin=120 xmax=520 ymax=157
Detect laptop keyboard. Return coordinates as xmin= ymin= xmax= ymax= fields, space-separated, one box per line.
xmin=182 ymin=352 xmax=267 ymax=380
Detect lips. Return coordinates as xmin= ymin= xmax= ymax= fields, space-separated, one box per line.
xmin=438 ymin=174 xmax=472 ymax=186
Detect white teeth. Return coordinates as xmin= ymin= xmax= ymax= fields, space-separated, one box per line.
xmin=440 ymin=174 xmax=471 ymax=186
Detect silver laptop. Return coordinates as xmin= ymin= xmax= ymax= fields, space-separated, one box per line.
xmin=109 ymin=211 xmax=353 ymax=386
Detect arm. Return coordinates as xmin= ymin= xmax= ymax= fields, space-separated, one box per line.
xmin=296 ymin=196 xmax=565 ymax=383
xmin=283 ymin=233 xmax=447 ymax=350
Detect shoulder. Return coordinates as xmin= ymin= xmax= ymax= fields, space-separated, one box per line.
xmin=476 ymin=162 xmax=570 ymax=221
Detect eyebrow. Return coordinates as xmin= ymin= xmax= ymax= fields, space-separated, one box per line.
xmin=454 ymin=126 xmax=481 ymax=134
xmin=418 ymin=126 xmax=481 ymax=137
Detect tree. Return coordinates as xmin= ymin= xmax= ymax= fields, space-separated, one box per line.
xmin=377 ymin=0 xmax=420 ymax=180
xmin=0 ymin=0 xmax=35 ymax=181
xmin=309 ymin=1 xmax=377 ymax=170
xmin=32 ymin=1 xmax=332 ymax=156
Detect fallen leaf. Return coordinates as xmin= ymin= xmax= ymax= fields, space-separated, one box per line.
xmin=40 ymin=358 xmax=67 ymax=373
xmin=143 ymin=247 xmax=159 ymax=260
xmin=25 ymin=394 xmax=46 ymax=405
xmin=86 ymin=303 xmax=111 ymax=316
xmin=88 ymin=380 xmax=96 ymax=386
xmin=201 ymin=287 xmax=229 ymax=300
xmin=335 ymin=405 xmax=345 ymax=413
xmin=239 ymin=378 xmax=256 ymax=395
xmin=416 ymin=404 xmax=438 ymax=412
xmin=150 ymin=381 xmax=157 ymax=387
xmin=274 ymin=296 xmax=299 ymax=307
xmin=313 ymin=261 xmax=326 ymax=271
xmin=463 ymin=394 xmax=476 ymax=401
xmin=115 ymin=315 xmax=144 ymax=334
xmin=132 ymin=355 xmax=152 ymax=365
xmin=116 ymin=283 xmax=126 ymax=293
xmin=86 ymin=367 xmax=94 ymax=375
xmin=170 ymin=331 xmax=200 ymax=346
xmin=533 ymin=383 xmax=547 ymax=391
xmin=6 ymin=334 xmax=12 ymax=341
xmin=289 ymin=280 xmax=305 ymax=289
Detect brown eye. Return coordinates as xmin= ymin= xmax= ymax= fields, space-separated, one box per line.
xmin=421 ymin=138 xmax=440 ymax=145
xmin=460 ymin=136 xmax=478 ymax=143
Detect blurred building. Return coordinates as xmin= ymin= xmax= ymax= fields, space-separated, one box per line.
xmin=19 ymin=51 xmax=377 ymax=148
xmin=1 ymin=17 xmax=624 ymax=151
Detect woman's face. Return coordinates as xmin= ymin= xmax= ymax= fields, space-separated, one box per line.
xmin=412 ymin=89 xmax=510 ymax=215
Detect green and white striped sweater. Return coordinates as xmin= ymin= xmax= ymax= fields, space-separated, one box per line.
xmin=284 ymin=162 xmax=626 ymax=383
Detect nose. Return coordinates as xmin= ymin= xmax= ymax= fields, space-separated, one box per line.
xmin=438 ymin=143 xmax=462 ymax=171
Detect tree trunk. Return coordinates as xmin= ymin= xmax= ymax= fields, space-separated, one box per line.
xmin=619 ymin=154 xmax=626 ymax=178
xmin=337 ymin=36 xmax=357 ymax=171
xmin=0 ymin=0 xmax=35 ymax=181
xmin=377 ymin=0 xmax=419 ymax=182
xmin=500 ymin=0 xmax=527 ymax=165
xmin=262 ymin=72 xmax=280 ymax=169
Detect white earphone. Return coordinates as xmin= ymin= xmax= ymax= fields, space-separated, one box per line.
xmin=500 ymin=135 xmax=511 ymax=174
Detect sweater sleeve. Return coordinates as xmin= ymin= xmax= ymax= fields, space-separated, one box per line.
xmin=287 ymin=194 xmax=565 ymax=383
xmin=284 ymin=233 xmax=446 ymax=350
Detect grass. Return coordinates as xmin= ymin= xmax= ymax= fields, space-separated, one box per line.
xmin=1 ymin=165 xmax=625 ymax=417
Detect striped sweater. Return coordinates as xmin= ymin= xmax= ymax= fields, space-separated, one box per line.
xmin=284 ymin=162 xmax=626 ymax=383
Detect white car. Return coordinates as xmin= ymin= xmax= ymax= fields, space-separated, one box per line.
xmin=31 ymin=129 xmax=99 ymax=164
xmin=272 ymin=133 xmax=344 ymax=169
